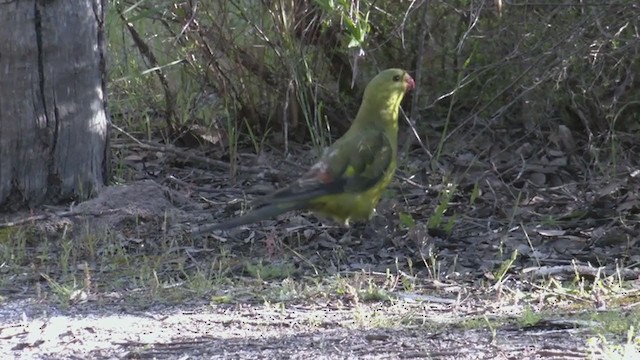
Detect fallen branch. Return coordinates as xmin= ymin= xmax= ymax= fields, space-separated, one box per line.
xmin=0 ymin=208 xmax=123 ymax=229
xmin=112 ymin=124 xmax=279 ymax=175
xmin=523 ymin=265 xmax=640 ymax=280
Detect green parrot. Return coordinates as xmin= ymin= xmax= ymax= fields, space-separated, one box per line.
xmin=208 ymin=68 xmax=415 ymax=230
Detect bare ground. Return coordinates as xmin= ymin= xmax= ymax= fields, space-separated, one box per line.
xmin=1 ymin=298 xmax=594 ymax=359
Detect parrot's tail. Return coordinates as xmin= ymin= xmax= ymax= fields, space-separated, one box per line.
xmin=203 ymin=201 xmax=307 ymax=232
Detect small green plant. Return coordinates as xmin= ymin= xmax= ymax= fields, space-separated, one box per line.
xmin=186 ymin=270 xmax=215 ymax=297
xmin=245 ymin=260 xmax=294 ymax=281
xmin=419 ymin=244 xmax=441 ymax=280
xmin=243 ymin=117 xmax=272 ymax=155
xmin=332 ymin=275 xmax=355 ymax=297
xmin=59 ymin=238 xmax=75 ymax=277
xmin=352 ymin=305 xmax=399 ymax=329
xmin=469 ymin=181 xmax=480 ymax=205
xmin=315 ymin=0 xmax=371 ymax=51
xmin=427 ymin=182 xmax=457 ymax=234
xmin=459 ymin=315 xmax=503 ymax=334
xmin=519 ymin=306 xmax=543 ymax=327
xmin=494 ymin=249 xmax=518 ymax=285
xmin=40 ymin=272 xmax=82 ymax=309
xmin=226 ymin=107 xmax=241 ymax=178
xmin=398 ymin=212 xmax=416 ymax=229
xmin=399 ymin=258 xmax=416 ymax=292
xmin=592 ymin=310 xmax=640 ymax=337
xmin=587 ymin=325 xmax=640 ymax=360
xmin=484 ymin=314 xmax=497 ymax=344
xmin=81 ymin=230 xmax=99 ymax=262
xmin=291 ymin=63 xmax=332 ymax=154
xmin=265 ymin=278 xmax=302 ymax=302
xmin=210 ymin=294 xmax=233 ymax=304
xmin=359 ymin=279 xmax=393 ymax=302
xmin=0 ymin=227 xmax=26 ymax=264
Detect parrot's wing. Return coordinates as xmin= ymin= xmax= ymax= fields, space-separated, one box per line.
xmin=262 ymin=130 xmax=393 ymax=206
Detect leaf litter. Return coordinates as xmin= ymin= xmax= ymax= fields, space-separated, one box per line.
xmin=1 ymin=124 xmax=639 ymax=359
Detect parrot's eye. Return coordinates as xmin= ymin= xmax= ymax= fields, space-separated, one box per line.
xmin=393 ymin=75 xmax=401 ymax=82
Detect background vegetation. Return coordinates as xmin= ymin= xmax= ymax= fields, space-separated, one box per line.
xmin=107 ymin=0 xmax=640 ymax=174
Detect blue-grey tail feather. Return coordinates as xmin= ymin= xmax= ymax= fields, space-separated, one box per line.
xmin=207 ymin=201 xmax=307 ymax=231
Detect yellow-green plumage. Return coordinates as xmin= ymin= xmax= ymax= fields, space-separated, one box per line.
xmin=209 ymin=68 xmax=414 ymax=230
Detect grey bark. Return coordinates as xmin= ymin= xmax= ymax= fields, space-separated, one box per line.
xmin=0 ymin=0 xmax=109 ymax=210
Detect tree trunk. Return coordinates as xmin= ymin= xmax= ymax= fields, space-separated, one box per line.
xmin=0 ymin=0 xmax=109 ymax=210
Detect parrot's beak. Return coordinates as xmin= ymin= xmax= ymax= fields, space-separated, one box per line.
xmin=405 ymin=74 xmax=416 ymax=91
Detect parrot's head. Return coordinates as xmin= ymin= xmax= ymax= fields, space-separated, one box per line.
xmin=362 ymin=68 xmax=415 ymax=111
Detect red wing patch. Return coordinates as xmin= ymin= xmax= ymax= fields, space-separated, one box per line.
xmin=306 ymin=160 xmax=333 ymax=184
